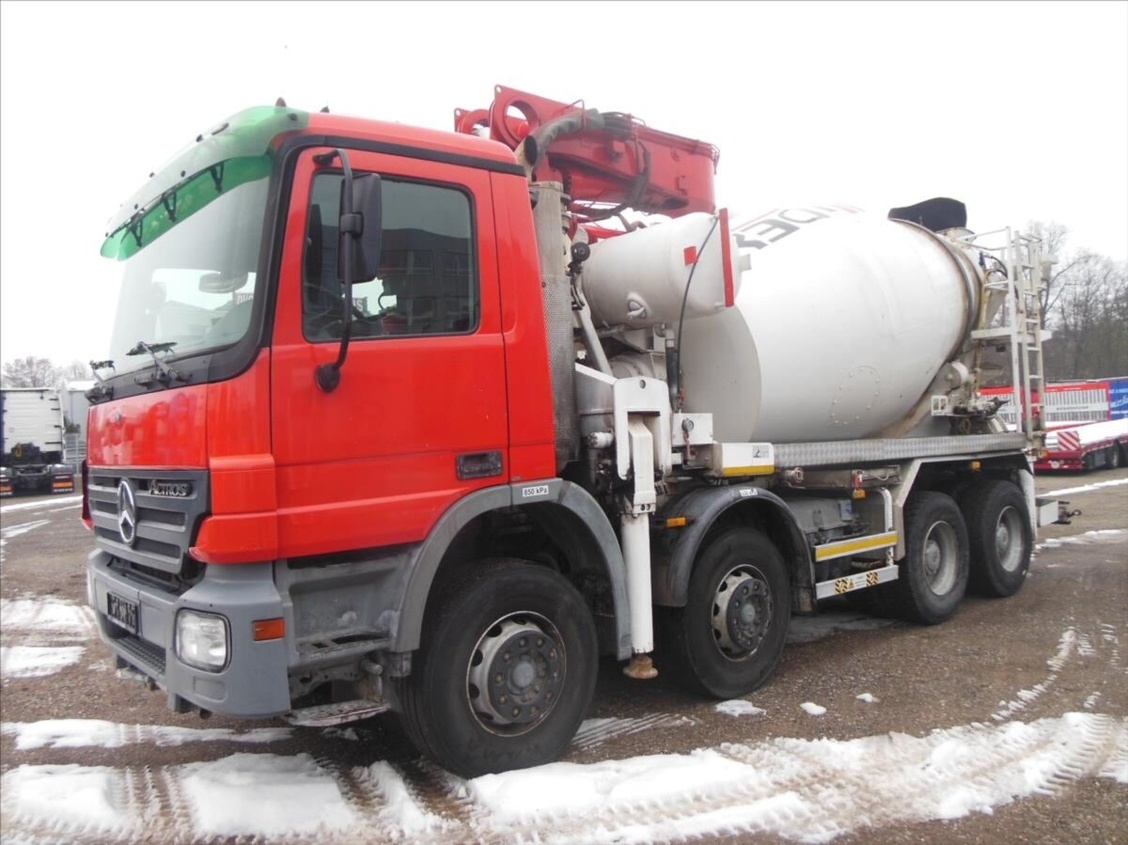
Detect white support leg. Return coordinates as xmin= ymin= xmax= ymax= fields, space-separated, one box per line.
xmin=622 ymin=418 xmax=658 ymax=679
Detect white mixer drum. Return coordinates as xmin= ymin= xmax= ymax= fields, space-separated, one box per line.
xmin=678 ymin=207 xmax=979 ymax=443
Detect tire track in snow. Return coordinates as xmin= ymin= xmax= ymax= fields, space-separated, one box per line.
xmin=1036 ymin=713 xmax=1124 ymax=796
xmin=3 ymin=714 xmax=1126 ymax=845
xmin=458 ymin=715 xmax=1128 ymax=845
xmin=988 ymin=622 xmax=1121 ymax=724
xmin=156 ymin=764 xmax=199 ymax=845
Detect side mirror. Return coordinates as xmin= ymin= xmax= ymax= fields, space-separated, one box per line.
xmin=338 ymin=173 xmax=382 ymax=283
xmin=317 ymin=150 xmax=383 ymax=393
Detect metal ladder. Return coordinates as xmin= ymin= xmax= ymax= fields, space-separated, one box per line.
xmin=965 ymin=228 xmax=1049 ymax=442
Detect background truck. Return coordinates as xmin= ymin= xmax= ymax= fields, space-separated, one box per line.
xmin=982 ymin=379 xmax=1128 ymax=470
xmin=84 ymin=87 xmax=1063 ymax=778
xmin=1 ymin=387 xmax=75 ymax=497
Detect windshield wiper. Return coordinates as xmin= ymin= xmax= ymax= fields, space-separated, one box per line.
xmin=127 ymin=341 xmax=188 ymax=386
xmin=86 ymin=359 xmax=116 ymax=402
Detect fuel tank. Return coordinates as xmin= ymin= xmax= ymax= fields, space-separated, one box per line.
xmin=669 ymin=206 xmax=982 ymax=443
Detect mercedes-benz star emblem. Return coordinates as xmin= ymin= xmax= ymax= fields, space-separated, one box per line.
xmin=117 ymin=479 xmax=137 ymax=546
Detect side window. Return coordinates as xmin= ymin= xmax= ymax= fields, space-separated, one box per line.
xmin=302 ymin=173 xmax=478 ymax=340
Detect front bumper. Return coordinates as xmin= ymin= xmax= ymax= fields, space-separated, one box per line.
xmin=88 ymin=550 xmax=291 ymax=717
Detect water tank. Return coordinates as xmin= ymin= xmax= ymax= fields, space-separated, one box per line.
xmin=582 ymin=212 xmax=743 ymax=328
xmin=677 ymin=207 xmax=980 ymax=443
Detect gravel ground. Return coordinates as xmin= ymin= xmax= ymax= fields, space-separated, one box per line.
xmin=1 ymin=467 xmax=1125 ymax=843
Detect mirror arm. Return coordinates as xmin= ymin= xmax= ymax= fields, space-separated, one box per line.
xmin=316 ymin=149 xmax=356 ymax=393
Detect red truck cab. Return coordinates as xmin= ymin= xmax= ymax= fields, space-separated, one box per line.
xmin=86 ymin=105 xmax=626 ymax=776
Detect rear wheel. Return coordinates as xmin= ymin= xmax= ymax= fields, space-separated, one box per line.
xmin=396 ymin=559 xmax=598 ymax=778
xmin=891 ymin=492 xmax=969 ymax=624
xmin=959 ymin=479 xmax=1032 ymax=598
xmin=1108 ymin=444 xmax=1121 ymax=469
xmin=659 ymin=527 xmax=790 ymax=699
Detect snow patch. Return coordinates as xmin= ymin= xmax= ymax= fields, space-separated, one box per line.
xmin=462 ymin=714 xmax=1128 ymax=842
xmin=468 ymin=748 xmax=755 ymax=823
xmin=715 ymin=700 xmax=766 ymax=717
xmin=322 ymin=726 xmax=360 ymax=741
xmin=0 ymin=764 xmax=134 ymax=835
xmin=0 ymin=495 xmax=81 ymax=514
xmin=357 ymin=760 xmax=451 ymax=836
xmin=0 ymin=597 xmax=95 ymax=637
xmin=1 ymin=719 xmax=292 ymax=750
xmin=178 ymin=753 xmax=354 ymax=837
xmin=0 ymin=646 xmax=83 ymax=679
xmin=0 ymin=519 xmax=50 ymax=540
xmin=3 ymin=714 xmax=1126 ymax=844
xmin=0 ymin=519 xmax=50 ymax=563
xmin=801 ymin=702 xmax=827 ymax=716
xmin=1036 ymin=529 xmax=1128 ymax=551
xmin=1041 ymin=478 xmax=1128 ymax=498
xmin=856 ymin=693 xmax=879 ymax=704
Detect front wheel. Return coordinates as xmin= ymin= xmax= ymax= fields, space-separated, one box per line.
xmin=892 ymin=492 xmax=969 ymax=625
xmin=659 ymin=527 xmax=791 ymax=699
xmin=396 ymin=559 xmax=598 ymax=778
xmin=959 ymin=479 xmax=1032 ymax=598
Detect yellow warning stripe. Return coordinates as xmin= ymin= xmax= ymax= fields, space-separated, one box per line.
xmin=815 ymin=531 xmax=898 ymax=562
xmin=720 ymin=465 xmax=775 ymax=477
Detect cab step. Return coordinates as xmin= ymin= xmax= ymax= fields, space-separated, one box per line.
xmin=286 ymin=700 xmax=390 ymax=727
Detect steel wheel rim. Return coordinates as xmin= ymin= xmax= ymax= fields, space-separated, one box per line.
xmin=995 ymin=505 xmax=1025 ymax=573
xmin=711 ymin=564 xmax=772 ymax=661
xmin=466 ymin=612 xmax=565 ymax=736
xmin=922 ymin=520 xmax=958 ymax=595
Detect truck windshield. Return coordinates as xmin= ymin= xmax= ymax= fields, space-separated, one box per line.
xmin=106 ymin=175 xmax=269 ymax=373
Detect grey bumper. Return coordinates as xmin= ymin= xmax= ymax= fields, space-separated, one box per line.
xmin=87 ymin=550 xmax=291 ymax=717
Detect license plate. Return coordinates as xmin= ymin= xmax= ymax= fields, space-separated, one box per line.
xmin=106 ymin=592 xmax=139 ymax=634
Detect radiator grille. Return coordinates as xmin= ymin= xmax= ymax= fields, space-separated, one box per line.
xmin=88 ymin=468 xmax=209 ymax=575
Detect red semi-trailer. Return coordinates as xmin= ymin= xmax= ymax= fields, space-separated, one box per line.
xmin=85 ymin=88 xmax=1064 ymax=777
xmin=980 ymin=381 xmax=1128 ymax=470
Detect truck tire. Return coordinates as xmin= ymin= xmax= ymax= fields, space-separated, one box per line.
xmin=892 ymin=492 xmax=969 ymax=625
xmin=659 ymin=527 xmax=790 ymax=699
xmin=1108 ymin=444 xmax=1121 ymax=469
xmin=395 ymin=559 xmax=597 ymax=778
xmin=959 ymin=479 xmax=1031 ymax=598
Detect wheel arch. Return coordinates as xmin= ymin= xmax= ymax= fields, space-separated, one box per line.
xmin=654 ymin=484 xmax=814 ymax=614
xmin=395 ymin=479 xmax=631 ymax=660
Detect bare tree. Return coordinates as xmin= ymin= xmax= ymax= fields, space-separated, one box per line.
xmin=1022 ymin=221 xmax=1127 ymax=380
xmin=1 ymin=356 xmax=59 ymax=388
xmin=1025 ymin=220 xmax=1091 ymax=329
xmin=1049 ymin=255 xmax=1128 ymax=378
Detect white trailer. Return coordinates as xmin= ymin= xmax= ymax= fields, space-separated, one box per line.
xmin=0 ymin=388 xmax=76 ymax=496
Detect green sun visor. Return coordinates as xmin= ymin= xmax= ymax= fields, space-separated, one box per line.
xmin=101 ymin=106 xmax=309 ymax=261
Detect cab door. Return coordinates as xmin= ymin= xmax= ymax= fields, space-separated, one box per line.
xmin=270 ymin=147 xmax=508 ymax=558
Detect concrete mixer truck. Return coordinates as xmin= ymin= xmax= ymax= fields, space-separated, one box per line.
xmin=83 ymin=86 xmax=1062 ymax=777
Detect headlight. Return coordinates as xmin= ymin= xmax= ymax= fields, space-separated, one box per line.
xmin=176 ymin=610 xmax=229 ymax=671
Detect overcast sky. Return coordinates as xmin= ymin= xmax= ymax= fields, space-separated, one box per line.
xmin=2 ymin=0 xmax=1125 ymax=367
